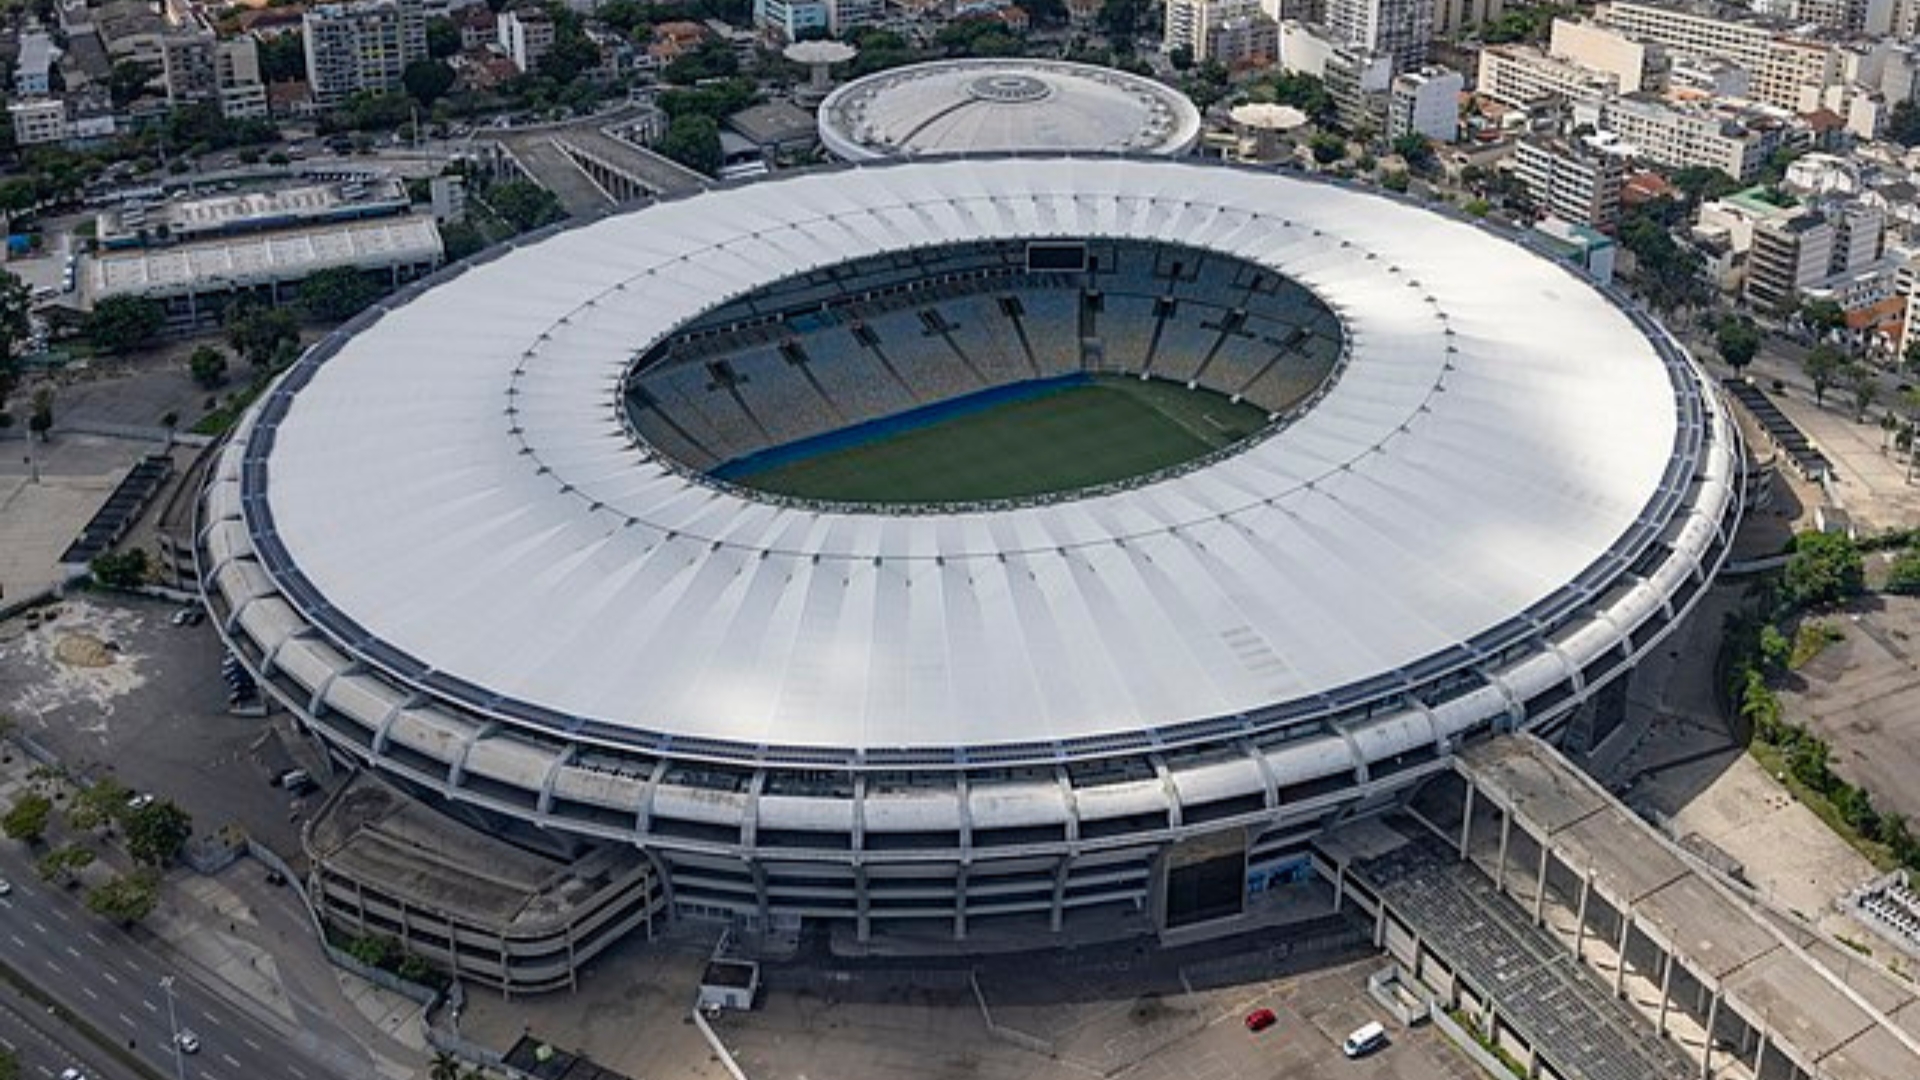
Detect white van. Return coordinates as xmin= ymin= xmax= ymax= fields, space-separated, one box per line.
xmin=1342 ymin=1021 xmax=1387 ymax=1058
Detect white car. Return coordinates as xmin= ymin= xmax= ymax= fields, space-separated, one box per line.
xmin=60 ymin=1068 xmax=86 ymax=1080
xmin=174 ymin=1029 xmax=200 ymax=1054
xmin=0 ymin=879 xmax=12 ymax=896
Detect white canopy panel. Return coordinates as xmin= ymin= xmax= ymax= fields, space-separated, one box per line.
xmin=255 ymin=157 xmax=1689 ymax=757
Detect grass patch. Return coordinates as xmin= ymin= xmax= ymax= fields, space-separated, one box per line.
xmin=1747 ymin=739 xmax=1897 ymax=871
xmin=725 ymin=374 xmax=1269 ymax=505
xmin=1787 ymin=621 xmax=1843 ymax=669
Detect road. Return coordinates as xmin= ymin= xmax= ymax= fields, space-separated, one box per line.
xmin=0 ymin=866 xmax=339 ymax=1080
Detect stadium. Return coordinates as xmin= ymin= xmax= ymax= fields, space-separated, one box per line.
xmin=197 ymin=156 xmax=1741 ymax=987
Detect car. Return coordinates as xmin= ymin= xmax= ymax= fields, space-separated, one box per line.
xmin=0 ymin=879 xmax=12 ymax=896
xmin=126 ymin=793 xmax=155 ymax=812
xmin=174 ymin=1030 xmax=200 ymax=1054
xmin=1342 ymin=1021 xmax=1387 ymax=1058
xmin=169 ymin=607 xmax=204 ymax=626
xmin=1244 ymin=1008 xmax=1277 ymax=1033
xmin=285 ymin=775 xmax=319 ymax=796
xmin=60 ymin=1069 xmax=86 ymax=1080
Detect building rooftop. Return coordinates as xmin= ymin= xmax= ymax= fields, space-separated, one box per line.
xmin=88 ymin=215 xmax=442 ymax=302
xmin=725 ymin=100 xmax=817 ymax=148
xmin=818 ymin=59 xmax=1202 ymax=160
xmin=96 ymin=177 xmax=411 ymax=248
xmin=306 ymin=773 xmax=644 ymax=932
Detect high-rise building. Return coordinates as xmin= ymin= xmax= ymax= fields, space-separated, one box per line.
xmin=1325 ymin=0 xmax=1433 ymax=72
xmin=1430 ymin=0 xmax=1499 ymax=40
xmin=1166 ymin=0 xmax=1282 ymax=61
xmin=303 ymin=0 xmax=429 ymax=108
xmin=1475 ymin=44 xmax=1617 ymax=109
xmin=1513 ymin=135 xmax=1628 ymax=231
xmin=1387 ymin=65 xmax=1461 ymax=142
xmin=1747 ymin=210 xmax=1834 ymax=310
xmin=497 ymin=8 xmax=554 ymax=73
xmin=1548 ymin=18 xmax=1660 ymax=94
xmin=1598 ymin=95 xmax=1787 ymax=182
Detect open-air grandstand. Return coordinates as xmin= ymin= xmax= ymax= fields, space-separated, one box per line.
xmin=621 ymin=238 xmax=1346 ymax=474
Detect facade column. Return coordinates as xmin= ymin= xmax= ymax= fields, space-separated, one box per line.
xmin=1496 ymin=808 xmax=1512 ymax=895
xmin=1332 ymin=859 xmax=1346 ymax=913
xmin=1459 ymin=783 xmax=1476 ymax=859
xmin=1656 ymin=951 xmax=1675 ymax=1035
xmin=1754 ymin=1031 xmax=1768 ymax=1077
xmin=1700 ymin=990 xmax=1721 ymax=1080
xmin=1572 ymin=873 xmax=1592 ymax=961
xmin=1532 ymin=842 xmax=1550 ymax=925
xmin=1613 ymin=910 xmax=1634 ymax=997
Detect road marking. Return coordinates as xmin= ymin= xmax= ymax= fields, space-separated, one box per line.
xmin=62 ymin=946 xmax=78 ymax=959
xmin=28 ymin=922 xmax=44 ymax=935
xmin=101 ymin=971 xmax=118 ymax=986
xmin=221 ymin=1052 xmax=242 ymax=1066
xmin=200 ymin=1012 xmax=223 ymax=1028
xmin=0 ymin=1035 xmax=13 ymax=1050
xmin=48 ymin=909 xmax=68 ymax=924
xmin=141 ymin=998 xmax=158 ymax=1013
xmin=41 ymin=959 xmax=60 ymax=975
xmin=119 ymin=1012 xmax=135 ymax=1027
xmin=85 ymin=933 xmax=104 ymax=946
xmin=6 ymin=935 xmax=23 ymax=949
xmin=80 ymin=987 xmax=97 ymax=1001
xmin=287 ymin=1066 xmax=306 ymax=1078
xmin=241 ymin=1036 xmax=260 ymax=1051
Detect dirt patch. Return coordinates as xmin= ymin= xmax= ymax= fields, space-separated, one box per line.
xmin=52 ymin=633 xmax=119 ymax=668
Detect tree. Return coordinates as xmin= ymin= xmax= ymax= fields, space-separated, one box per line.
xmin=1716 ymin=316 xmax=1762 ymax=373
xmin=402 ymin=60 xmax=457 ymax=109
xmin=430 ymin=1052 xmax=462 ymax=1080
xmin=1671 ymin=166 xmax=1739 ymax=203
xmin=1904 ymin=337 xmax=1920 ymax=374
xmin=1167 ymin=44 xmax=1193 ymax=70
xmin=108 ymin=60 xmax=160 ymax=108
xmin=487 ymin=180 xmax=566 ymax=234
xmin=26 ymin=387 xmax=51 ymax=441
xmin=1391 ymin=133 xmax=1435 ymax=172
xmin=1784 ymin=530 xmax=1865 ymax=609
xmin=1849 ymin=365 xmax=1880 ymax=422
xmin=188 ymin=346 xmax=228 ymax=388
xmin=426 ymin=17 xmax=462 ymax=59
xmin=1890 ymin=99 xmax=1920 ymax=148
xmin=85 ymin=871 xmax=159 ymax=926
xmin=1309 ymin=133 xmax=1347 ymax=165
xmin=2 ymin=793 xmax=52 ymax=844
xmin=1800 ymin=297 xmax=1847 ymax=342
xmin=1886 ymin=548 xmax=1920 ymax=594
xmin=0 ymin=270 xmax=30 ymax=411
xmin=35 ymin=844 xmax=94 ymax=886
xmin=227 ymin=304 xmax=300 ymax=368
xmin=86 ymin=296 xmax=165 ymax=354
xmin=1097 ymin=0 xmax=1145 ymax=42
xmin=1803 ymin=344 xmax=1847 ymax=406
xmin=657 ymin=114 xmax=722 ymax=176
xmin=90 ymin=548 xmax=150 ymax=589
xmin=66 ymin=778 xmax=131 ymax=832
xmin=299 ymin=267 xmax=385 ymax=322
xmin=0 ymin=1046 xmax=19 ymax=1080
xmin=260 ymin=33 xmax=306 ymax=82
xmin=124 ymin=800 xmax=192 ymax=867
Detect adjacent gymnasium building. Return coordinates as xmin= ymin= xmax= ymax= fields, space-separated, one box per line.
xmin=198 ymin=156 xmax=1740 ymax=989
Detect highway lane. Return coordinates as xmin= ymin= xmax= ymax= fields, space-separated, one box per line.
xmin=0 ymin=869 xmax=339 ymax=1080
xmin=0 ymin=971 xmax=145 ymax=1080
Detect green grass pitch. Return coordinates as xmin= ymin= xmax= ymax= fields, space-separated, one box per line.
xmin=731 ymin=375 xmax=1272 ymax=505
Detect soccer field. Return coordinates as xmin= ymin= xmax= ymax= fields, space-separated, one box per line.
xmin=725 ymin=375 xmax=1271 ymax=504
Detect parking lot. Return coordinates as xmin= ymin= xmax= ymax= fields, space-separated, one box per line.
xmin=717 ymin=949 xmax=1480 ymax=1080
xmin=0 ymin=593 xmax=322 ymax=858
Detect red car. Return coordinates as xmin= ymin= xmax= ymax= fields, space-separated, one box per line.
xmin=1244 ymin=1007 xmax=1278 ymax=1033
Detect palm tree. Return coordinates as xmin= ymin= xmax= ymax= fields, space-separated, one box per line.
xmin=428 ymin=1051 xmax=461 ymax=1080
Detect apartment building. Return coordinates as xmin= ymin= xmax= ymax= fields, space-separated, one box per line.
xmin=303 ymin=0 xmax=429 ymax=107
xmin=1598 ymin=1 xmax=1837 ymax=111
xmin=498 ymin=8 xmax=554 ymax=73
xmin=15 ymin=32 xmax=55 ymax=96
xmin=1167 ymin=0 xmax=1283 ymax=61
xmin=1325 ymin=0 xmax=1433 ymax=71
xmin=1747 ymin=210 xmax=1834 ymax=309
xmin=1548 ymin=18 xmax=1660 ymax=94
xmin=1431 ymin=0 xmax=1499 ymax=39
xmin=1597 ymin=95 xmax=1787 ymax=182
xmin=1476 ymin=44 xmax=1617 ymax=108
xmin=8 ymin=98 xmax=68 ymax=148
xmin=161 ymin=34 xmax=268 ymax=119
xmin=1513 ymin=134 xmax=1629 ymax=230
xmin=1207 ymin=7 xmax=1282 ymax=67
xmin=1388 ymin=65 xmax=1462 ymax=142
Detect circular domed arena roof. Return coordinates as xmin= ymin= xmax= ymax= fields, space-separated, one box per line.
xmin=203 ymin=156 xmax=1736 ymax=767
xmin=818 ymin=59 xmax=1204 ymax=160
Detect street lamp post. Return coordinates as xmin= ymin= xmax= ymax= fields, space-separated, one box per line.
xmin=158 ymin=975 xmax=185 ymax=1080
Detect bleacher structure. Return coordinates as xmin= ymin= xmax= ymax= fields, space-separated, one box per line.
xmin=620 ymin=238 xmax=1349 ymax=474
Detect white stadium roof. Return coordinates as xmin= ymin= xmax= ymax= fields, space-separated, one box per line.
xmin=818 ymin=60 xmax=1203 ymax=161
xmin=247 ymin=157 xmax=1698 ymax=759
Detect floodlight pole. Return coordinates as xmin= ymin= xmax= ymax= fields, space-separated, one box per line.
xmin=159 ymin=975 xmax=186 ymax=1080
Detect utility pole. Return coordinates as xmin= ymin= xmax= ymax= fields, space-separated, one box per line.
xmin=159 ymin=975 xmax=186 ymax=1080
